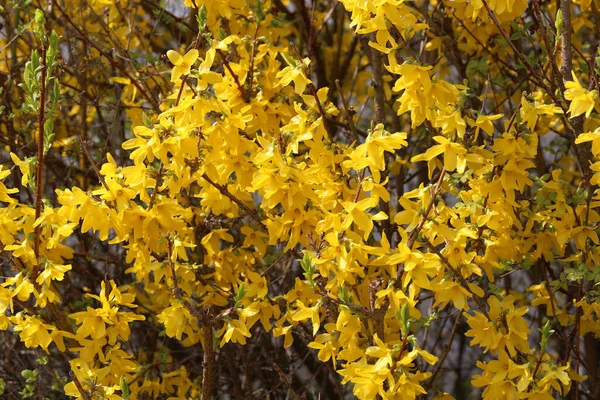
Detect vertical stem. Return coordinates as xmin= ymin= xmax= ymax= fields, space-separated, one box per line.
xmin=366 ymin=33 xmax=386 ymax=125
xmin=247 ymin=22 xmax=260 ymax=100
xmin=532 ymin=0 xmax=565 ymax=94
xmin=560 ymin=0 xmax=592 ymax=181
xmin=167 ymin=237 xmax=182 ymax=299
xmin=334 ymin=79 xmax=359 ymax=142
xmin=560 ymin=0 xmax=573 ymax=82
xmin=362 ymin=35 xmax=393 ymax=241
xmin=32 ymin=37 xmax=48 ymax=284
xmin=201 ymin=311 xmax=214 ymax=400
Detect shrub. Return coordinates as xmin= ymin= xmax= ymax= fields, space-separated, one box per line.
xmin=1 ymin=0 xmax=600 ymax=398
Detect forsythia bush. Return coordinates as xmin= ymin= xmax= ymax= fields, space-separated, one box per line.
xmin=2 ymin=0 xmax=600 ymax=398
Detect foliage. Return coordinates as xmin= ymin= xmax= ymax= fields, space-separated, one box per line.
xmin=2 ymin=0 xmax=600 ymax=399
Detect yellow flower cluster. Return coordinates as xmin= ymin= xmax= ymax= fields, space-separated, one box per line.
xmin=2 ymin=0 xmax=600 ymax=399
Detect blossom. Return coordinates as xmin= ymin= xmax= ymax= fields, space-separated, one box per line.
xmin=564 ymin=70 xmax=598 ymax=118
xmin=167 ymin=49 xmax=199 ymax=82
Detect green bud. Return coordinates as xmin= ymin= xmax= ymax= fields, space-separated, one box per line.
xmin=555 ymin=9 xmax=563 ymax=37
xmin=197 ymin=5 xmax=207 ymax=31
xmin=120 ymin=376 xmax=130 ymax=399
xmin=235 ymin=283 xmax=246 ymax=307
xmin=400 ymin=303 xmax=410 ymax=334
xmin=34 ymin=9 xmax=46 ymax=38
xmin=142 ymin=112 xmax=153 ymax=128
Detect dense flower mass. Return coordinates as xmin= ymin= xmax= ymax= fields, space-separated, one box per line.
xmin=2 ymin=0 xmax=600 ymax=399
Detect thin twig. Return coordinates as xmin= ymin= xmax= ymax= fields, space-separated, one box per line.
xmin=480 ymin=0 xmax=558 ymax=105
xmin=32 ymin=23 xmax=48 ymax=284
xmin=424 ymin=239 xmax=490 ymax=320
xmin=334 ymin=79 xmax=359 ymax=142
xmin=52 ymin=0 xmax=160 ymax=111
xmin=77 ymin=134 xmax=111 ymax=194
xmin=364 ymin=33 xmax=385 ymax=125
xmin=424 ymin=313 xmax=461 ymax=391
xmin=201 ymin=317 xmax=215 ymax=400
xmin=395 ymin=168 xmax=446 ymax=285
xmin=247 ymin=22 xmax=261 ymax=100
xmin=216 ymin=48 xmax=249 ymax=102
xmin=290 ymin=41 xmax=335 ymax=142
xmin=273 ymin=363 xmax=307 ymax=400
xmin=148 ymin=163 xmax=164 ymax=209
xmin=202 ymin=173 xmax=264 ymax=228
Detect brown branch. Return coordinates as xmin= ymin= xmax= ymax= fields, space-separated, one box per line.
xmin=363 ymin=34 xmax=385 ymax=125
xmin=201 ymin=324 xmax=215 ymax=400
xmin=175 ymin=29 xmax=204 ymax=106
xmin=480 ymin=0 xmax=558 ymax=105
xmin=532 ymin=0 xmax=565 ymax=94
xmin=316 ymin=280 xmax=371 ymax=317
xmin=308 ymin=79 xmax=335 ymax=143
xmin=334 ymin=79 xmax=359 ymax=142
xmin=273 ymin=363 xmax=307 ymax=400
xmin=247 ymin=22 xmax=261 ymax=100
xmin=560 ymin=0 xmax=574 ymax=82
xmin=77 ymin=134 xmax=111 ymax=194
xmin=216 ymin=48 xmax=249 ymax=102
xmin=353 ymin=168 xmax=367 ymax=203
xmin=290 ymin=41 xmax=335 ymax=142
xmin=541 ymin=260 xmax=558 ymax=320
xmin=557 ymin=0 xmax=593 ymax=182
xmin=202 ymin=173 xmax=264 ymax=228
xmin=395 ymin=168 xmax=446 ymax=285
xmin=450 ymin=11 xmax=546 ymax=94
xmin=369 ymin=278 xmax=388 ymax=341
xmin=310 ymin=1 xmax=339 ymax=49
xmin=71 ymin=375 xmax=91 ymax=400
xmin=424 ymin=239 xmax=490 ymax=320
xmin=148 ymin=163 xmax=164 ymax=209
xmin=32 ymin=32 xmax=48 ymax=285
xmin=407 ymin=168 xmax=446 ymax=249
xmin=326 ymin=117 xmax=367 ymax=138
xmin=175 ymin=77 xmax=187 ymax=106
xmin=201 ymin=318 xmax=215 ymax=400
xmin=167 ymin=237 xmax=182 ymax=299
xmin=424 ymin=313 xmax=461 ymax=392
xmin=51 ymin=0 xmax=160 ymax=111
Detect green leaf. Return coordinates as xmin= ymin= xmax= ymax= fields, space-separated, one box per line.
xmin=36 ymin=356 xmax=48 ymax=365
xmin=142 ymin=112 xmax=152 ymax=128
xmin=197 ymin=5 xmax=207 ymax=31
xmin=34 ymin=9 xmax=46 ymax=38
xmin=120 ymin=376 xmax=130 ymax=399
xmin=300 ymin=253 xmax=316 ymax=287
xmin=235 ymin=283 xmax=246 ymax=307
xmin=555 ymin=9 xmax=563 ymax=37
xmin=400 ymin=303 xmax=410 ymax=335
xmin=44 ymin=118 xmax=54 ymax=138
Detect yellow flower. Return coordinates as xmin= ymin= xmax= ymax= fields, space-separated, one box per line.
xmin=564 ymin=70 xmax=598 ymax=118
xmin=166 ymin=49 xmax=199 ymax=82
xmin=245 ymin=270 xmax=269 ymax=299
xmin=273 ymin=323 xmax=294 ymax=348
xmin=15 ymin=316 xmax=53 ymax=350
xmin=158 ymin=302 xmax=193 ymax=340
xmin=219 ymin=317 xmax=252 ymax=346
xmin=575 ymin=129 xmax=600 ymax=157
xmin=411 ymin=135 xmax=467 ymax=173
xmin=343 ymin=124 xmax=407 ymax=176
xmin=292 ymin=300 xmax=321 ymax=335
xmin=276 ymin=56 xmax=311 ymax=94
xmin=35 ymin=262 xmax=72 ymax=286
xmin=10 ymin=152 xmax=32 ymax=186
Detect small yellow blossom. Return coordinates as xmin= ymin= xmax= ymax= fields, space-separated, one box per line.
xmin=167 ymin=49 xmax=199 ymax=82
